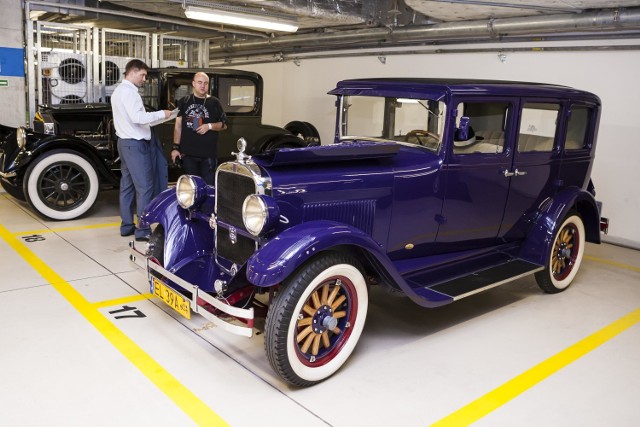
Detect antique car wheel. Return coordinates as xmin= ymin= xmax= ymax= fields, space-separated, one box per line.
xmin=535 ymin=212 xmax=585 ymax=293
xmin=259 ymin=133 xmax=310 ymax=152
xmin=1 ymin=180 xmax=26 ymax=201
xmin=23 ymin=150 xmax=99 ymax=220
xmin=264 ymin=252 xmax=368 ymax=387
xmin=147 ymin=226 xmax=165 ymax=265
xmin=284 ymin=121 xmax=321 ymax=145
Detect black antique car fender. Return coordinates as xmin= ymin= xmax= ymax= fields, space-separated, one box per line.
xmin=0 ymin=127 xmax=117 ymax=220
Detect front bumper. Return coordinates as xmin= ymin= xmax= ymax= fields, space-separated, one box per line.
xmin=129 ymin=241 xmax=254 ymax=337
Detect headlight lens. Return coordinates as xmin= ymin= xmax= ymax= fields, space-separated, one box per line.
xmin=176 ymin=175 xmax=207 ymax=209
xmin=242 ymin=194 xmax=279 ymax=237
xmin=16 ymin=127 xmax=27 ymax=149
xmin=242 ymin=195 xmax=267 ymax=236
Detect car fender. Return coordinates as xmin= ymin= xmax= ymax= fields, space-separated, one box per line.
xmin=27 ymin=135 xmax=117 ymax=185
xmin=139 ymin=189 xmax=216 ymax=280
xmin=246 ymin=220 xmax=394 ymax=287
xmin=519 ymin=186 xmax=600 ymax=266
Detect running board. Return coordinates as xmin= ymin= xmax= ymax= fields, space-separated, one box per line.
xmin=424 ymin=260 xmax=543 ymax=301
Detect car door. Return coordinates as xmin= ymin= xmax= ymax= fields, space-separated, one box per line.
xmin=436 ymin=98 xmax=516 ymax=251
xmin=498 ymin=99 xmax=564 ymax=241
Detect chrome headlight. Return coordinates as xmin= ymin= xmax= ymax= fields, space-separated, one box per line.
xmin=242 ymin=194 xmax=279 ymax=237
xmin=176 ymin=174 xmax=207 ymax=209
xmin=16 ymin=127 xmax=27 ymax=149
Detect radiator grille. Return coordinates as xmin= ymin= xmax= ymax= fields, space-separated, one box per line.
xmin=215 ymin=169 xmax=258 ymax=265
xmin=216 ymin=170 xmax=256 ymax=228
xmin=216 ymin=227 xmax=256 ymax=266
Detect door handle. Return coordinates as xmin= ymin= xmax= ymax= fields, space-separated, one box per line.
xmin=503 ymin=169 xmax=527 ymax=177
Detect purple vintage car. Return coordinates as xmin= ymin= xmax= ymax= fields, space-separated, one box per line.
xmin=130 ymin=78 xmax=608 ymax=387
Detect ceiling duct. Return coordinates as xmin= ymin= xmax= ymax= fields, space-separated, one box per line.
xmin=211 ymin=7 xmax=640 ymax=58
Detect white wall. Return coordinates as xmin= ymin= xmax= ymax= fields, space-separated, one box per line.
xmin=237 ymin=42 xmax=640 ymax=248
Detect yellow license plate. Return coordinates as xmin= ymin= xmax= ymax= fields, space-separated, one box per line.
xmin=152 ymin=278 xmax=191 ymax=319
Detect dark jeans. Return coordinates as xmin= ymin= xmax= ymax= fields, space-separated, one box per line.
xmin=182 ymin=155 xmax=216 ymax=185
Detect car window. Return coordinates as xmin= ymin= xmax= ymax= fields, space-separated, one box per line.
xmin=453 ymin=102 xmax=509 ymax=155
xmin=341 ymin=95 xmax=445 ymax=151
xmin=217 ymin=77 xmax=256 ymax=114
xmin=565 ymin=105 xmax=592 ymax=150
xmin=141 ymin=75 xmax=160 ymax=110
xmin=518 ymin=103 xmax=559 ymax=152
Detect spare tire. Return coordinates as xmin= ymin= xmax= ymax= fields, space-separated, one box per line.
xmin=284 ymin=121 xmax=321 ymax=146
xmin=258 ymin=133 xmax=310 ymax=152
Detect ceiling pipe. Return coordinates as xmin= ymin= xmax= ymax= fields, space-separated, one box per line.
xmin=211 ymin=7 xmax=640 ymax=58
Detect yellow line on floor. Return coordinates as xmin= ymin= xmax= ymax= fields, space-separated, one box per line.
xmin=0 ymin=224 xmax=228 ymax=427
xmin=93 ymin=293 xmax=154 ymax=309
xmin=584 ymin=255 xmax=640 ymax=273
xmin=430 ymin=307 xmax=640 ymax=426
xmin=13 ymin=222 xmax=120 ymax=236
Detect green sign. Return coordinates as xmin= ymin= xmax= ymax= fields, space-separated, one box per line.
xmin=0 ymin=80 xmax=8 ymax=87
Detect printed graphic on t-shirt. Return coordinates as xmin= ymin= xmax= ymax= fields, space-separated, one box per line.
xmin=185 ymin=103 xmax=210 ymax=130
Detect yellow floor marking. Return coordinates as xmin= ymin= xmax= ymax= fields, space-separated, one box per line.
xmin=431 ymin=308 xmax=640 ymax=426
xmin=13 ymin=222 xmax=120 ymax=235
xmin=93 ymin=293 xmax=154 ymax=309
xmin=0 ymin=224 xmax=228 ymax=427
xmin=584 ymin=255 xmax=640 ymax=273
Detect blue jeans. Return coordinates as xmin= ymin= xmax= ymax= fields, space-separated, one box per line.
xmin=117 ymin=137 xmax=165 ymax=238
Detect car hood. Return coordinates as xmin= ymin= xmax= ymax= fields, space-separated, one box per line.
xmin=252 ymin=140 xmax=400 ymax=167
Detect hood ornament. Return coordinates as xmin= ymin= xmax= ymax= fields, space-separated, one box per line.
xmin=232 ymin=137 xmax=251 ymax=163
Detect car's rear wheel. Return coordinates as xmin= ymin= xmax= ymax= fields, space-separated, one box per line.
xmin=23 ymin=150 xmax=99 ymax=220
xmin=535 ymin=212 xmax=585 ymax=293
xmin=264 ymin=252 xmax=368 ymax=387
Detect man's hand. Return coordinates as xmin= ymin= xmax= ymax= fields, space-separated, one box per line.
xmin=171 ymin=149 xmax=181 ymax=162
xmin=163 ymin=109 xmax=172 ymax=119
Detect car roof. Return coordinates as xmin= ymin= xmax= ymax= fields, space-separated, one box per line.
xmin=328 ymin=78 xmax=600 ymax=103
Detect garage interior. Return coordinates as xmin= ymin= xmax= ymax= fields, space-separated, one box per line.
xmin=1 ymin=1 xmax=640 ymax=426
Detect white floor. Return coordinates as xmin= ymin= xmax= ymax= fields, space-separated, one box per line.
xmin=1 ymin=189 xmax=639 ymax=427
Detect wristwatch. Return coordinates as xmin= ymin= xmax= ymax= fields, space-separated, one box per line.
xmin=208 ymin=123 xmax=212 ymax=130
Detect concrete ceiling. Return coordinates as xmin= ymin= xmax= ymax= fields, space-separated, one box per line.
xmin=29 ymin=0 xmax=640 ymax=62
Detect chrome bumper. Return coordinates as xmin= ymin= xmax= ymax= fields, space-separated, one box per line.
xmin=128 ymin=241 xmax=254 ymax=337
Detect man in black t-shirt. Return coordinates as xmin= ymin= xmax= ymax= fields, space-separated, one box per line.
xmin=171 ymin=72 xmax=227 ymax=185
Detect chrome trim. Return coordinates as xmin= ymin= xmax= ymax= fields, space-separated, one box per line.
xmin=128 ymin=241 xmax=254 ymax=337
xmin=0 ymin=171 xmax=17 ymax=178
xmin=452 ymin=266 xmax=543 ymax=301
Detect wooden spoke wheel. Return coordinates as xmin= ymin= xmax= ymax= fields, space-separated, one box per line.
xmin=265 ymin=252 xmax=368 ymax=387
xmin=535 ymin=212 xmax=585 ymax=293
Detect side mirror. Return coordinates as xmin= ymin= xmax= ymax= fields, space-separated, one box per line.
xmin=456 ymin=116 xmax=470 ymax=141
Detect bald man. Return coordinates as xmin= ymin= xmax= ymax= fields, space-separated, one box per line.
xmin=172 ymin=72 xmax=227 ymax=185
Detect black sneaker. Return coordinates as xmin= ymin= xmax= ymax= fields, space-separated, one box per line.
xmin=135 ymin=234 xmax=150 ymax=242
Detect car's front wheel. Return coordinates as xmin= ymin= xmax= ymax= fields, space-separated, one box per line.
xmin=264 ymin=252 xmax=368 ymax=387
xmin=23 ymin=150 xmax=99 ymax=220
xmin=535 ymin=212 xmax=586 ymax=293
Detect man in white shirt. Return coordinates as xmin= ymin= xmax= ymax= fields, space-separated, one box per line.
xmin=111 ymin=59 xmax=171 ymax=241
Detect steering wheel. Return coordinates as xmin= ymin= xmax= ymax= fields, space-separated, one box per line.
xmin=406 ymin=129 xmax=440 ymax=147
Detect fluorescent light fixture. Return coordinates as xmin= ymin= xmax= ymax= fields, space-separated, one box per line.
xmin=184 ymin=5 xmax=298 ymax=33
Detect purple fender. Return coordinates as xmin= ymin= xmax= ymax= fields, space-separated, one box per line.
xmin=519 ymin=186 xmax=600 ymax=266
xmin=246 ymin=220 xmax=388 ymax=287
xmin=138 ymin=188 xmax=222 ymax=291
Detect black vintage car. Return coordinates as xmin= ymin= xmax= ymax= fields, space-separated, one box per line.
xmin=0 ymin=68 xmax=319 ymax=220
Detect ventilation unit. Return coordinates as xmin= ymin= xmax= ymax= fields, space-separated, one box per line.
xmin=101 ymin=56 xmax=131 ymax=102
xmin=41 ymin=52 xmax=88 ymax=105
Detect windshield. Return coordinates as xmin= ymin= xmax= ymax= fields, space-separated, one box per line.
xmin=339 ymin=95 xmax=446 ymax=151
